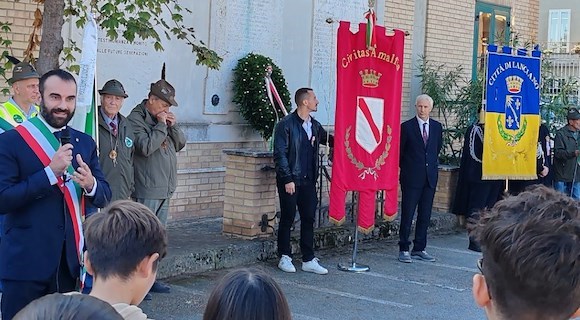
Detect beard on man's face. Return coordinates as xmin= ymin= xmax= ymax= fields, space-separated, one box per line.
xmin=40 ymin=103 xmax=75 ymax=128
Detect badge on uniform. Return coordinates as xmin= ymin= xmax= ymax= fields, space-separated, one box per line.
xmin=125 ymin=137 xmax=133 ymax=148
xmin=13 ymin=114 xmax=23 ymax=123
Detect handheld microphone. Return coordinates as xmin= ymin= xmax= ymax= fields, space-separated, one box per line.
xmin=60 ymin=127 xmax=71 ymax=181
xmin=60 ymin=127 xmax=71 ymax=146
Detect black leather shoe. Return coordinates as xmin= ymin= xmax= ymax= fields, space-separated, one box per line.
xmin=150 ymin=281 xmax=171 ymax=293
xmin=143 ymin=293 xmax=152 ymax=301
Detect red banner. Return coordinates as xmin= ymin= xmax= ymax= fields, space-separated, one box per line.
xmin=329 ymin=22 xmax=404 ymax=233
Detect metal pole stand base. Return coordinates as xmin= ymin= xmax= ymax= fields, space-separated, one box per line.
xmin=337 ymin=262 xmax=370 ymax=273
xmin=337 ymin=223 xmax=370 ymax=273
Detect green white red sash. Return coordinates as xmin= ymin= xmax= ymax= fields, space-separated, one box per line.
xmin=0 ymin=117 xmax=13 ymax=132
xmin=14 ymin=117 xmax=85 ymax=263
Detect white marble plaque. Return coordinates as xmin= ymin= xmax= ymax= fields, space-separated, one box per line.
xmin=96 ymin=31 xmax=165 ymax=116
xmin=311 ymin=0 xmax=369 ymax=125
xmin=205 ymin=0 xmax=284 ymax=114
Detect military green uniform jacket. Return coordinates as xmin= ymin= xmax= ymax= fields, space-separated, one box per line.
xmin=554 ymin=125 xmax=580 ymax=183
xmin=128 ymin=100 xmax=186 ymax=199
xmin=98 ymin=108 xmax=135 ymax=202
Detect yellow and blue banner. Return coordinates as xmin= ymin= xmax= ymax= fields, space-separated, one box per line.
xmin=482 ymin=46 xmax=541 ymax=180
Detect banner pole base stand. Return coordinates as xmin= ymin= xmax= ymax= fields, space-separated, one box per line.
xmin=337 ymin=225 xmax=370 ymax=273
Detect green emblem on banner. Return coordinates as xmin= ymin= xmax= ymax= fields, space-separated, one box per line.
xmin=13 ymin=114 xmax=23 ymax=123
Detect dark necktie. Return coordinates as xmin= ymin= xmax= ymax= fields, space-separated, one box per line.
xmin=110 ymin=121 xmax=117 ymax=137
xmin=53 ymin=130 xmax=61 ymax=141
xmin=422 ymin=122 xmax=428 ymax=146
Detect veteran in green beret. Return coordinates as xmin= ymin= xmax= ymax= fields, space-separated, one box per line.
xmin=97 ymin=79 xmax=135 ymax=202
xmin=128 ymin=74 xmax=186 ymax=297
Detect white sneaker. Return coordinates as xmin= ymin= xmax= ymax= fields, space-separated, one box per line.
xmin=278 ymin=255 xmax=296 ymax=273
xmin=302 ymin=257 xmax=328 ymax=275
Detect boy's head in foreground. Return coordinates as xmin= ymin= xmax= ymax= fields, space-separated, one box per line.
xmin=84 ymin=200 xmax=168 ymax=305
xmin=472 ymin=185 xmax=580 ymax=320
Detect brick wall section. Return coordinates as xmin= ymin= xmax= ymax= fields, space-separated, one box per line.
xmin=425 ymin=0 xmax=475 ymax=83
xmin=222 ymin=151 xmax=277 ymax=239
xmin=433 ymin=166 xmax=459 ymax=213
xmin=509 ymin=0 xmax=539 ymax=43
xmin=384 ymin=0 xmax=415 ymax=120
xmin=168 ymin=141 xmax=263 ymax=221
xmin=0 ymin=0 xmax=41 ymax=90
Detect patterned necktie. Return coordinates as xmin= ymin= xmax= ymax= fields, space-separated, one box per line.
xmin=110 ymin=121 xmax=117 ymax=137
xmin=422 ymin=122 xmax=428 ymax=146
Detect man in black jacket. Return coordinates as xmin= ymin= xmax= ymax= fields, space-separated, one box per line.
xmin=273 ymin=88 xmax=332 ymax=275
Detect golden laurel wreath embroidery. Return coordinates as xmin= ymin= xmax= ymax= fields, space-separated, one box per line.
xmin=344 ymin=125 xmax=392 ymax=180
xmin=496 ymin=114 xmax=527 ymax=146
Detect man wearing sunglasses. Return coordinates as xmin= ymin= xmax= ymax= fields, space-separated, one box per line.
xmin=471 ymin=185 xmax=580 ymax=320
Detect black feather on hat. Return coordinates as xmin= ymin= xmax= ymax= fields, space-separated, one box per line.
xmin=149 ymin=63 xmax=178 ymax=106
xmin=6 ymin=55 xmax=21 ymax=65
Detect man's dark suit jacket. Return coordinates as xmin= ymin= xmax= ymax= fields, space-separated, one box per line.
xmin=399 ymin=117 xmax=443 ymax=189
xmin=0 ymin=127 xmax=111 ymax=281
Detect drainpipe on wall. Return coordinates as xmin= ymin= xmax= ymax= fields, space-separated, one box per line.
xmin=409 ymin=0 xmax=428 ymax=117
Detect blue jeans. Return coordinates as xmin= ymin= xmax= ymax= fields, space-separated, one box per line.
xmin=555 ymin=181 xmax=580 ymax=200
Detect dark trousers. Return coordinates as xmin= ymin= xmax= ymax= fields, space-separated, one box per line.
xmin=399 ymin=183 xmax=436 ymax=252
xmin=1 ymin=246 xmax=76 ymax=320
xmin=277 ymin=180 xmax=317 ymax=262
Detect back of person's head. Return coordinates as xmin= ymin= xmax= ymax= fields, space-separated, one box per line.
xmin=84 ymin=200 xmax=168 ymax=280
xmin=14 ymin=293 xmax=123 ymax=320
xmin=203 ymin=268 xmax=292 ymax=320
xmin=472 ymin=185 xmax=580 ymax=320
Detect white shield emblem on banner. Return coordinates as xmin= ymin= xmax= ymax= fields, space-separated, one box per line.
xmin=355 ymin=96 xmax=384 ymax=154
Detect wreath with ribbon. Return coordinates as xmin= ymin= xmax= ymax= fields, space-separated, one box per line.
xmin=232 ymin=53 xmax=291 ymax=140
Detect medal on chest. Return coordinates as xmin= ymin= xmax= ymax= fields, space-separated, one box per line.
xmin=109 ymin=149 xmax=117 ymax=166
xmin=109 ymin=130 xmax=119 ymax=166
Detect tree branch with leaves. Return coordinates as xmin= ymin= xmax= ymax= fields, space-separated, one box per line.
xmin=6 ymin=0 xmax=222 ymax=76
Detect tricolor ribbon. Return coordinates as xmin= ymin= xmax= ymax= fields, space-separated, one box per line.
xmin=265 ymin=66 xmax=288 ymax=118
xmin=365 ymin=8 xmax=376 ymax=49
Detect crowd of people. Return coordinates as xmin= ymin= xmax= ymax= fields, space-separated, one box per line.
xmin=0 ymin=59 xmax=578 ymax=320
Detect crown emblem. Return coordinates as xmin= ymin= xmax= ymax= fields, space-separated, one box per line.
xmin=505 ymin=76 xmax=524 ymax=93
xmin=359 ymin=69 xmax=382 ymax=88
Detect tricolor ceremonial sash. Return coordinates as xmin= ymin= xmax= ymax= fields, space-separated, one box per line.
xmin=329 ymin=22 xmax=404 ymax=233
xmin=14 ymin=118 xmax=85 ymax=262
xmin=0 ymin=117 xmax=13 ymax=132
xmin=482 ymin=46 xmax=541 ymax=180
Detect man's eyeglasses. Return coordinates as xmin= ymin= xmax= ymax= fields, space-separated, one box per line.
xmin=477 ymin=257 xmax=492 ymax=299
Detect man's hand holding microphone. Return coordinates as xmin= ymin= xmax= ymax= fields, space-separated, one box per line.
xmin=49 ymin=129 xmax=95 ymax=192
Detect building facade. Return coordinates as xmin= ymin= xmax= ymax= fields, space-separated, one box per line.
xmin=0 ymin=0 xmax=539 ymax=220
